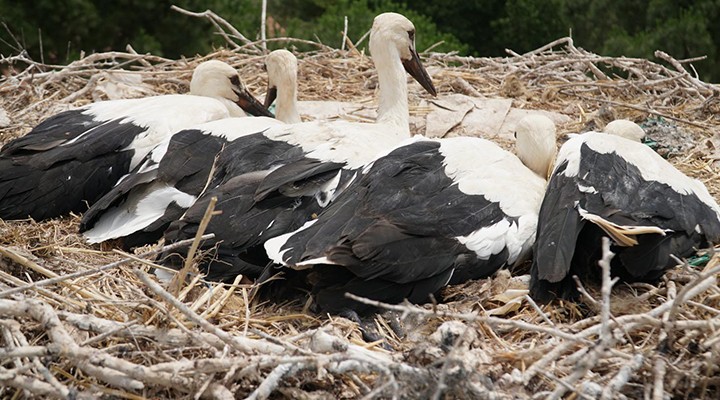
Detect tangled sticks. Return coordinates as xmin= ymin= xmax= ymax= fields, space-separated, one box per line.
xmin=3 ymin=29 xmax=720 ymax=397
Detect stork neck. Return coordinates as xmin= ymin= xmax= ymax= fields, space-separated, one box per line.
xmin=373 ymin=46 xmax=410 ymax=136
xmin=219 ymin=98 xmax=247 ymax=117
xmin=275 ymin=81 xmax=301 ymax=124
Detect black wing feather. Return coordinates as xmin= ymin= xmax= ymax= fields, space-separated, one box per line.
xmin=530 ymin=140 xmax=720 ymax=303
xmin=279 ymin=140 xmax=511 ymax=296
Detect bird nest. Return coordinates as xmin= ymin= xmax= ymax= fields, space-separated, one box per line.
xmin=2 ymin=30 xmax=720 ymax=399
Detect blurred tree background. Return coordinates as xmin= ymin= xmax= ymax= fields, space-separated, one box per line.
xmin=1 ymin=0 xmax=719 ymax=82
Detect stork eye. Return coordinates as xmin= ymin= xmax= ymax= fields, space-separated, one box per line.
xmin=408 ymin=30 xmax=415 ymax=42
xmin=229 ymin=75 xmax=241 ymax=86
xmin=514 ymin=131 xmax=517 ymax=139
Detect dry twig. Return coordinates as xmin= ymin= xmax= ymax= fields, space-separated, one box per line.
xmin=2 ymin=22 xmax=720 ymax=398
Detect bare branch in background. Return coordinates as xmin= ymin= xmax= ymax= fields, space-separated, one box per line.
xmin=1 ymin=27 xmax=720 ymax=398
xmin=261 ymin=0 xmax=267 ymax=52
xmin=171 ymin=5 xmax=261 ymax=54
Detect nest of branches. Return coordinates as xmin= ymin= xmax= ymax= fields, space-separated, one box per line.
xmin=2 ymin=12 xmax=720 ymax=398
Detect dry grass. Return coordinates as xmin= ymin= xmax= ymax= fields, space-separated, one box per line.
xmin=2 ymin=31 xmax=720 ymax=399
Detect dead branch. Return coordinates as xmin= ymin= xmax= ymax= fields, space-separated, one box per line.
xmin=2 ymin=30 xmax=720 ymax=398
xmin=171 ymin=5 xmax=261 ymax=53
xmin=135 ymin=268 xmax=285 ymax=355
xmin=0 ymin=234 xmax=214 ymax=298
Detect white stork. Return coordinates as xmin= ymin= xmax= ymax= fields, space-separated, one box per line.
xmin=262 ymin=115 xmax=557 ymax=314
xmin=530 ymin=123 xmax=720 ymax=302
xmin=157 ymin=12 xmax=437 ymax=282
xmin=80 ymin=50 xmax=301 ymax=247
xmin=0 ymin=60 xmax=270 ymax=220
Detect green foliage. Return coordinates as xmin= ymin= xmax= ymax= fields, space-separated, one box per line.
xmin=406 ymin=0 xmax=506 ymax=55
xmin=492 ymin=0 xmax=567 ymax=55
xmin=601 ymin=4 xmax=717 ymax=62
xmin=2 ymin=0 xmax=720 ymax=82
xmin=0 ymin=0 xmax=252 ymax=62
xmin=0 ymin=0 xmax=467 ymax=62
xmin=264 ymin=0 xmax=469 ymax=54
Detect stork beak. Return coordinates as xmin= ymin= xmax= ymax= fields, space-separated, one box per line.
xmin=264 ymin=85 xmax=278 ymax=109
xmin=233 ymin=86 xmax=274 ymax=118
xmin=402 ymin=46 xmax=437 ymax=96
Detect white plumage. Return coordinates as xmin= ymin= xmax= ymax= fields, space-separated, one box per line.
xmin=157 ymin=12 xmax=438 ymax=282
xmin=264 ymin=49 xmax=302 ymax=124
xmin=0 ymin=60 xmax=270 ymax=221
xmin=81 ymin=51 xmax=301 ymax=245
xmin=561 ymin=133 xmax=717 ymax=206
xmin=531 ymin=125 xmax=720 ymax=302
xmin=603 ymin=119 xmax=646 ymax=142
xmin=261 ymin=115 xmax=557 ymax=313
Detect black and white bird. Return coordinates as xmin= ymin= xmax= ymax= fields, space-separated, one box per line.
xmin=0 ymin=60 xmax=271 ymax=221
xmin=157 ymin=12 xmax=437 ymax=282
xmin=530 ymin=124 xmax=720 ymax=303
xmin=262 ymin=115 xmax=558 ymax=314
xmin=80 ymin=50 xmax=301 ymax=247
